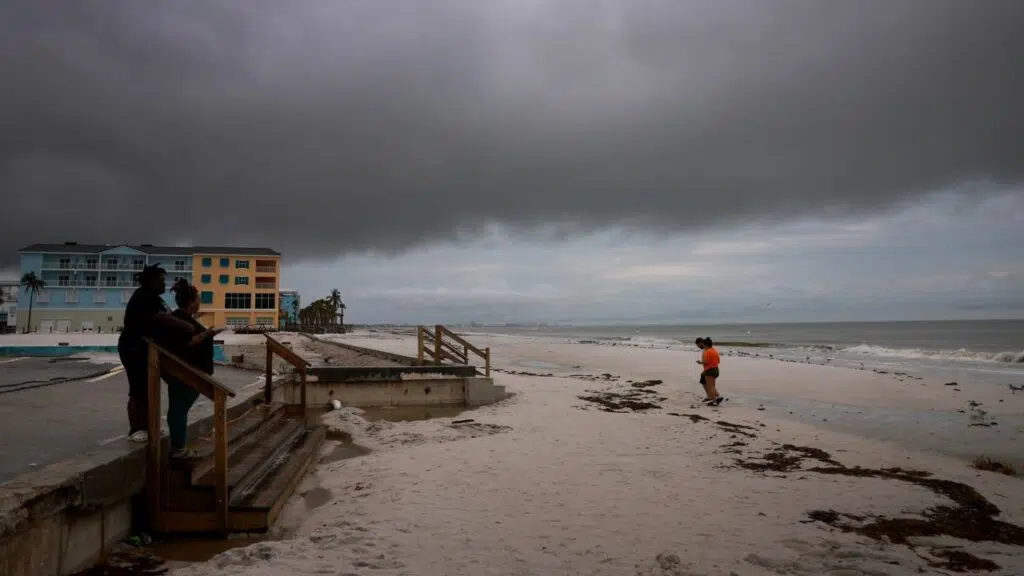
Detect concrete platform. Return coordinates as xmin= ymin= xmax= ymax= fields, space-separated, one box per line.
xmin=0 ymin=360 xmax=265 ymax=484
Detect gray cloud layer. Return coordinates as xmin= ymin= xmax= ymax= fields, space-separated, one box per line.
xmin=2 ymin=1 xmax=1022 ymax=267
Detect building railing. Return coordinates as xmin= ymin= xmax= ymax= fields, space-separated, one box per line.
xmin=254 ymin=282 xmax=275 ymax=290
xmin=143 ymin=337 xmax=238 ymax=535
xmin=417 ymin=325 xmax=491 ymax=377
xmin=255 ymin=266 xmax=276 ymax=273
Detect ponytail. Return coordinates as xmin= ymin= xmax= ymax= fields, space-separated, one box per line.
xmin=170 ymin=278 xmax=197 ymax=308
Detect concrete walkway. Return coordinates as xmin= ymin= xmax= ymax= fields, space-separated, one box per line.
xmin=0 ymin=358 xmax=264 ymax=483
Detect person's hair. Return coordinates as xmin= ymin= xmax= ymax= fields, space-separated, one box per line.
xmin=170 ymin=278 xmax=199 ymax=308
xmin=703 ymin=337 xmax=714 ymax=347
xmin=134 ymin=264 xmax=165 ymax=287
xmin=694 ymin=337 xmax=705 ymax=346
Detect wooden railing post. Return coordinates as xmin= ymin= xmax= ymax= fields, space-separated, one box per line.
xmin=299 ymin=366 xmax=308 ymax=417
xmin=146 ymin=344 xmax=163 ymax=533
xmin=434 ymin=325 xmax=442 ymax=367
xmin=213 ymin=389 xmax=229 ymax=535
xmin=485 ymin=347 xmax=491 ymax=377
xmin=264 ymin=340 xmax=274 ymax=404
xmin=417 ymin=326 xmax=424 ymax=366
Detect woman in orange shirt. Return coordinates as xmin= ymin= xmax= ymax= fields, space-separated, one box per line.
xmin=696 ymin=337 xmax=723 ymax=406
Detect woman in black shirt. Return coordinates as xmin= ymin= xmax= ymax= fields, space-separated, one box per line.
xmin=166 ymin=279 xmax=223 ymax=458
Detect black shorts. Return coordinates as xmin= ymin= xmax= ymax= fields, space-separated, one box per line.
xmin=699 ymin=367 xmax=720 ymax=384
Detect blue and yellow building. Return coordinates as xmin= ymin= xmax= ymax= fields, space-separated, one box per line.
xmin=17 ymin=243 xmax=281 ymax=333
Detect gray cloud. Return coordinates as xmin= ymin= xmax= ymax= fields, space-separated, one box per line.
xmin=283 ymin=192 xmax=1024 ymax=324
xmin=2 ymin=0 xmax=1022 ymax=267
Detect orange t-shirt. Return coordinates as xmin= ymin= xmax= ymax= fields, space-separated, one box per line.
xmin=702 ymin=347 xmax=720 ymax=369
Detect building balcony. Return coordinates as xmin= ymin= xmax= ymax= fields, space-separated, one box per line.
xmin=42 ymin=262 xmax=100 ymax=270
xmin=255 ymin=266 xmax=276 ymax=273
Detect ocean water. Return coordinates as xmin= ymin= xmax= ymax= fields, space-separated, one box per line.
xmin=480 ymin=320 xmax=1024 ymax=387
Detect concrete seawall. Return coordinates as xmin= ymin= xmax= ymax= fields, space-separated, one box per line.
xmin=0 ymin=388 xmax=272 ymax=576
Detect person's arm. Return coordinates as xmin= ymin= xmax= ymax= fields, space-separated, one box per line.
xmin=151 ymin=311 xmax=195 ymax=333
xmin=186 ymin=327 xmax=223 ymax=347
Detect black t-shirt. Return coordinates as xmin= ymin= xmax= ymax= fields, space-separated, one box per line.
xmin=170 ymin=308 xmax=215 ymax=375
xmin=118 ymin=287 xmax=171 ymax=353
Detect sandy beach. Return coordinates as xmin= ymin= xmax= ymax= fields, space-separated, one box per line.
xmin=113 ymin=328 xmax=1023 ymax=576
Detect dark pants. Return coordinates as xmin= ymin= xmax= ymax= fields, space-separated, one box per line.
xmin=119 ymin=346 xmax=149 ymax=435
xmin=166 ymin=377 xmax=201 ymax=451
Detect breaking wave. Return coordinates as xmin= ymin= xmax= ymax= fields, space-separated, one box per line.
xmin=838 ymin=344 xmax=1024 ymax=364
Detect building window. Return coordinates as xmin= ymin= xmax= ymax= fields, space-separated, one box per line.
xmin=105 ymin=259 xmax=119 ymax=269
xmin=224 ymin=293 xmax=252 ymax=309
xmin=132 ymin=259 xmax=145 ymax=270
xmin=220 ymin=258 xmax=229 ymax=267
xmin=86 ymin=258 xmax=98 ymax=269
xmin=202 ymin=257 xmax=212 ymax=267
xmin=235 ymin=259 xmax=250 ymax=269
xmin=58 ymin=275 xmax=70 ymax=287
xmin=201 ymin=274 xmax=211 ymax=284
xmin=59 ymin=258 xmax=70 ymax=269
xmin=174 ymin=259 xmax=187 ymax=271
xmin=255 ymin=260 xmax=276 ymax=273
xmin=200 ymin=291 xmax=214 ymax=305
xmin=226 ymin=317 xmax=249 ymax=328
xmin=66 ymin=288 xmax=78 ymax=303
xmin=234 ymin=276 xmax=249 ymax=286
xmin=255 ymin=293 xmax=275 ymax=310
xmin=255 ymin=317 xmax=274 ymax=327
xmin=219 ymin=274 xmax=229 ymax=284
xmin=84 ymin=274 xmax=97 ymax=287
xmin=94 ymin=291 xmax=107 ymax=304
xmin=105 ymin=275 xmax=118 ymax=287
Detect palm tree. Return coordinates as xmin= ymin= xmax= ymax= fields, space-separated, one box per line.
xmin=327 ymin=289 xmax=342 ymax=325
xmin=20 ymin=272 xmax=46 ymax=333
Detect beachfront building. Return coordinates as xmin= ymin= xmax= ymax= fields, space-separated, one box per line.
xmin=279 ymin=289 xmax=300 ymax=328
xmin=0 ymin=280 xmax=17 ymax=333
xmin=16 ymin=243 xmax=281 ymax=333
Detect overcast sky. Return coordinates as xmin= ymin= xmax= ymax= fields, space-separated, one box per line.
xmin=2 ymin=1 xmax=1022 ymax=323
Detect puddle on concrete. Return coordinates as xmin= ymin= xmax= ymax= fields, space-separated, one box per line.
xmin=302 ymin=486 xmax=334 ymax=510
xmin=145 ymin=533 xmax=267 ymax=565
xmin=359 ymin=404 xmax=472 ymax=422
xmin=74 ymin=534 xmax=267 ymax=575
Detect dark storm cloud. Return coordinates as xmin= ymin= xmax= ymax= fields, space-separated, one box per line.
xmin=1 ymin=0 xmax=1022 ymax=266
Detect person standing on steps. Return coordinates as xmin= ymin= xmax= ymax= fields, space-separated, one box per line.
xmin=165 ymin=279 xmax=224 ymax=458
xmin=696 ymin=337 xmax=723 ymax=406
xmin=117 ymin=264 xmax=195 ymax=442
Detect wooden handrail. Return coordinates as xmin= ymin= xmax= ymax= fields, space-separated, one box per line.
xmin=144 ymin=337 xmax=236 ymax=536
xmin=264 ymin=334 xmax=311 ymax=416
xmin=416 ymin=325 xmax=491 ymax=377
xmin=142 ymin=338 xmax=238 ymax=400
xmin=438 ymin=326 xmax=487 ymax=359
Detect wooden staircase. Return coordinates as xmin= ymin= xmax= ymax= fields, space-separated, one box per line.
xmin=143 ymin=334 xmax=323 ymax=536
xmin=416 ymin=325 xmax=491 ymax=376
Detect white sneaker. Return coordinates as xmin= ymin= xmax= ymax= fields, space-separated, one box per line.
xmin=129 ymin=430 xmax=149 ymax=443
